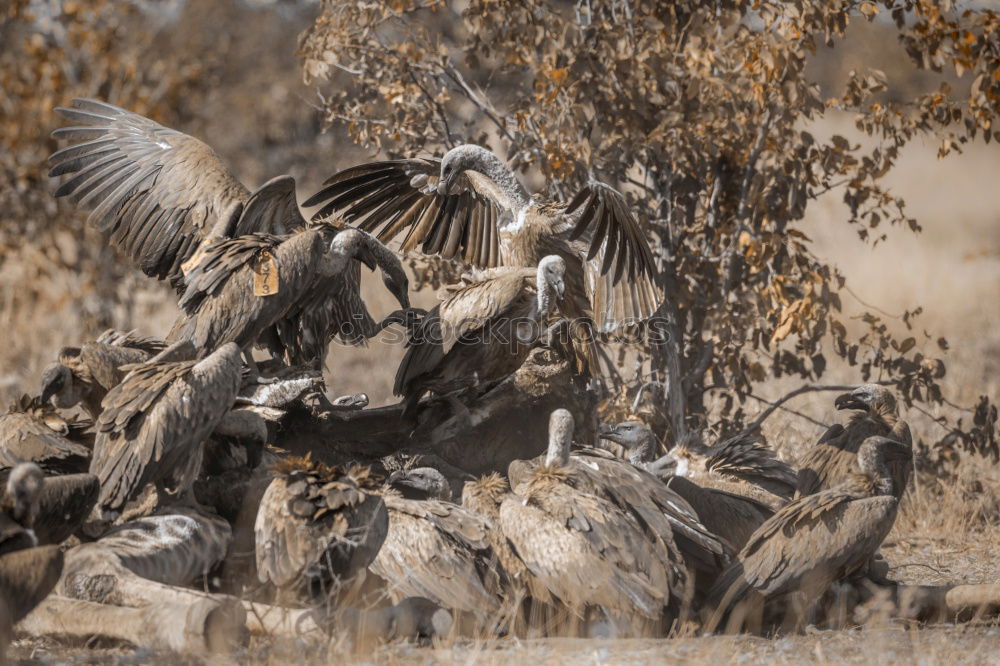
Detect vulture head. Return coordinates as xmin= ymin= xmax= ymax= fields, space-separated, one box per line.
xmin=387 ymin=467 xmax=451 ymax=501
xmin=835 ymin=384 xmax=898 ymax=414
xmin=544 ymin=408 xmax=575 ymax=467
xmin=856 ymin=435 xmax=913 ymax=496
xmin=39 ymin=358 xmax=78 ymax=409
xmin=599 ymin=420 xmax=659 ymax=465
xmin=537 ymin=255 xmax=567 ymax=300
xmin=438 ymin=144 xmax=494 ymax=196
xmin=5 ymin=462 xmax=44 ymax=526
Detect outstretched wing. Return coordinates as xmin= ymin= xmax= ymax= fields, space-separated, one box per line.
xmin=48 ymin=99 xmax=304 ymax=282
xmin=557 ymin=182 xmax=662 ymax=330
xmin=303 ymin=159 xmax=505 ymax=268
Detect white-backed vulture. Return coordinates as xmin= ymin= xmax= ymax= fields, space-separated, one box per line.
xmin=509 ymin=415 xmax=728 ymax=584
xmin=0 ymin=396 xmax=92 ymax=475
xmin=602 ymin=421 xmax=797 ymax=509
xmin=22 ymin=473 xmax=100 ymax=547
xmin=304 ymin=145 xmax=663 ymax=374
xmin=39 ymin=329 xmax=167 ymax=418
xmin=599 ymin=420 xmax=777 ymax=550
xmin=0 ymin=463 xmax=45 ymax=555
xmin=394 ymin=255 xmax=566 ymax=416
xmin=371 ymin=467 xmax=500 ymax=621
xmin=90 ymin=342 xmax=243 ymax=515
xmin=706 ymin=436 xmax=913 ymax=633
xmin=254 ymin=458 xmax=388 ymax=604
xmin=48 ymin=99 xmax=307 ymax=285
xmin=48 ymin=100 xmax=414 ymax=366
xmin=167 ymin=224 xmax=410 ymax=363
xmin=796 ymin=385 xmax=912 ymax=497
xmin=461 ymin=472 xmax=551 ymax=606
xmin=498 ymin=410 xmax=676 ymax=624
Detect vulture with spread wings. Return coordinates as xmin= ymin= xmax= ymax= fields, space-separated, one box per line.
xmin=304 ymin=144 xmax=663 ymax=374
xmin=48 ymin=99 xmax=307 ymax=285
xmin=48 ymin=100 xmax=414 ymax=366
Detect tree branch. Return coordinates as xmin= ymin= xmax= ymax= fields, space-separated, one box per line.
xmin=746 ymin=381 xmax=893 ymax=431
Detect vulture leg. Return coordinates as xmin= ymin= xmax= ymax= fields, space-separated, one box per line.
xmin=19 ymin=595 xmax=246 ymax=655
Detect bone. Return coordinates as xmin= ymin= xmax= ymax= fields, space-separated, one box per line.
xmin=18 ymin=595 xmax=244 ymax=655
xmin=243 ymin=601 xmax=324 ymax=637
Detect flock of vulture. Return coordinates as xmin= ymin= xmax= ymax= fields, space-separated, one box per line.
xmin=0 ymin=98 xmax=952 ymax=657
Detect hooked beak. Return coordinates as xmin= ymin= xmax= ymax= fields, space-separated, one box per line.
xmin=598 ymin=423 xmax=622 ymax=444
xmin=834 ymin=392 xmax=867 ymax=411
xmin=554 ymin=280 xmax=565 ymax=299
xmin=437 ymin=172 xmax=457 ymax=196
xmin=39 ymin=368 xmax=65 ymax=405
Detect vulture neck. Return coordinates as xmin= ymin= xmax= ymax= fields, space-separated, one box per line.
xmin=858 ymin=452 xmax=896 ymax=497
xmin=471 ymin=149 xmax=531 ymax=215
xmin=534 ymin=265 xmax=555 ymax=318
xmin=628 ymin=434 xmax=656 ymax=465
xmin=545 ymin=422 xmax=573 ymax=467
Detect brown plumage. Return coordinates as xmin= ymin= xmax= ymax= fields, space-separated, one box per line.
xmin=39 ymin=329 xmax=167 ymax=418
xmin=707 ymin=436 xmax=913 ymax=632
xmin=516 ymin=417 xmax=729 ymax=582
xmin=371 ymin=467 xmax=500 ymax=619
xmin=0 ymin=545 xmax=64 ymax=657
xmin=90 ymin=342 xmax=243 ymax=514
xmin=662 ymin=476 xmax=773 ymax=553
xmin=255 ymin=458 xmax=388 ymax=603
xmin=0 ymin=396 xmax=91 ymax=475
xmin=599 ymin=421 xmax=777 ymax=551
xmin=461 ymin=472 xmax=551 ymax=605
xmin=394 ymin=255 xmax=566 ymax=415
xmin=27 ymin=473 xmax=100 ymax=546
xmin=498 ymin=410 xmax=675 ymax=622
xmin=796 ymin=385 xmax=912 ymax=497
xmin=668 ymin=431 xmax=797 ymax=510
xmin=257 ymin=227 xmax=413 ymax=365
xmin=0 ymin=464 xmax=45 ymax=556
xmin=303 ymin=145 xmax=663 ymax=373
xmin=48 ymin=98 xmax=307 ymax=285
xmin=168 ymin=225 xmax=408 ymax=362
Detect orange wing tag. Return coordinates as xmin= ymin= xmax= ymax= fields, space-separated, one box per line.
xmin=252 ymin=249 xmax=280 ymax=296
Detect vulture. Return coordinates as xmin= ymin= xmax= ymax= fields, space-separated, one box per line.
xmin=600 ymin=420 xmax=776 ymax=551
xmin=0 ymin=396 xmax=92 ymax=475
xmin=603 ymin=422 xmax=797 ymax=509
xmin=394 ymin=255 xmax=566 ymax=416
xmin=89 ymin=342 xmax=243 ymax=515
xmin=0 ymin=463 xmax=99 ymax=549
xmin=304 ymin=144 xmax=663 ymax=375
xmin=0 ymin=545 xmax=64 ymax=657
xmin=48 ymin=99 xmax=412 ymax=366
xmin=48 ymin=98 xmax=308 ymax=285
xmin=167 ymin=224 xmax=410 ymax=364
xmin=706 ymin=436 xmax=913 ymax=633
xmin=370 ymin=466 xmax=501 ymax=621
xmin=796 ymin=385 xmax=912 ymax=497
xmin=39 ymin=329 xmax=167 ymax=418
xmin=461 ymin=472 xmax=550 ymax=606
xmin=498 ymin=410 xmax=677 ymax=626
xmin=510 ymin=415 xmax=729 ymax=584
xmin=254 ymin=458 xmax=388 ymax=604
